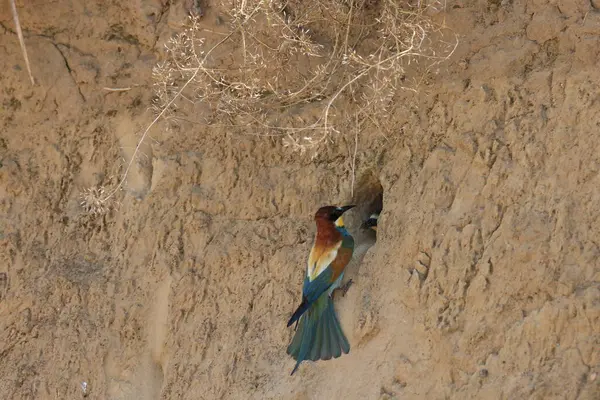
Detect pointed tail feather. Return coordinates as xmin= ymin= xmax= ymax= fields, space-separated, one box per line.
xmin=286 ymin=294 xmax=350 ymax=375
xmin=329 ymin=301 xmax=350 ymax=355
xmin=326 ymin=298 xmax=350 ymax=355
xmin=287 ymin=298 xmax=310 ymax=327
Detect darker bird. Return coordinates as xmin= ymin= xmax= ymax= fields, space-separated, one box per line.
xmin=361 ymin=212 xmax=379 ymax=232
xmin=287 ymin=205 xmax=355 ymax=375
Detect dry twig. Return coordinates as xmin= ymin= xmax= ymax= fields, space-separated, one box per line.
xmin=81 ymin=0 xmax=458 ymax=214
xmin=10 ymin=0 xmax=34 ymax=85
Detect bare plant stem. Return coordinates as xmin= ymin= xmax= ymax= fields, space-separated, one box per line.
xmin=99 ymin=31 xmax=237 ymax=203
xmin=103 ymin=87 xmax=132 ymax=92
xmin=350 ymin=113 xmax=359 ymax=198
xmin=343 ymin=0 xmax=354 ymax=54
xmin=10 ymin=0 xmax=34 ymax=86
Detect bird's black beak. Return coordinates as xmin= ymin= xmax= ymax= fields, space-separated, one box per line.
xmin=339 ymin=205 xmax=355 ymax=214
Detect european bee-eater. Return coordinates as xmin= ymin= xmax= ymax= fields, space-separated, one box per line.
xmin=286 ymin=205 xmax=356 ymax=375
xmin=361 ymin=212 xmax=379 ymax=232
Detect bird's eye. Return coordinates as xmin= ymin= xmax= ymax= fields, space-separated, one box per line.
xmin=333 ymin=208 xmax=345 ymax=219
xmin=330 ymin=210 xmax=343 ymax=221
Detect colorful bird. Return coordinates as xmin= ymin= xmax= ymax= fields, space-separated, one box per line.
xmin=361 ymin=212 xmax=379 ymax=232
xmin=287 ymin=205 xmax=356 ymax=375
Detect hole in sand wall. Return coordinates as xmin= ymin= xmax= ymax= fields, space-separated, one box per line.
xmin=338 ymin=172 xmax=383 ymax=287
xmin=350 ymin=171 xmax=383 ymax=233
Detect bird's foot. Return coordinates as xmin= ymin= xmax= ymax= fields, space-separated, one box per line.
xmin=340 ymin=279 xmax=353 ymax=296
xmin=333 ymin=278 xmax=353 ymax=300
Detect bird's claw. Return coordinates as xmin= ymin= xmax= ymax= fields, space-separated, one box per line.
xmin=340 ymin=279 xmax=353 ymax=296
xmin=332 ymin=279 xmax=353 ymax=300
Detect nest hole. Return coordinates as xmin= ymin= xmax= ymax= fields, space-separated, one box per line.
xmin=350 ymin=172 xmax=383 ymax=231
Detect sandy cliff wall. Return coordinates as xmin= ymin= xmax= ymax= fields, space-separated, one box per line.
xmin=0 ymin=0 xmax=598 ymax=399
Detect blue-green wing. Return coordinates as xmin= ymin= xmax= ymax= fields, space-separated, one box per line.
xmin=302 ymin=267 xmax=334 ymax=303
